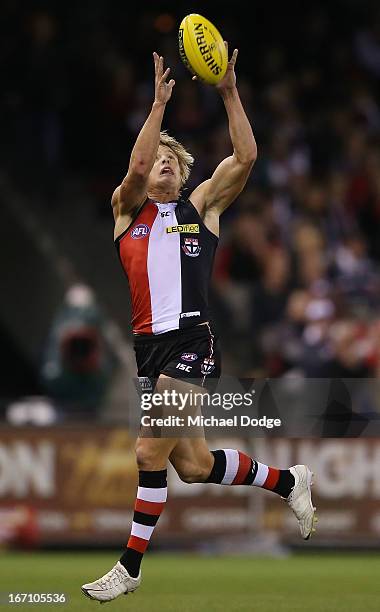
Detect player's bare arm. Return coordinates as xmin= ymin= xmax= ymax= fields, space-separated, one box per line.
xmin=190 ymin=44 xmax=257 ymax=236
xmin=112 ymin=53 xmax=175 ymax=239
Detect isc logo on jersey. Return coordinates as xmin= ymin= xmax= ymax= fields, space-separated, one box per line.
xmin=131 ymin=224 xmax=150 ymax=239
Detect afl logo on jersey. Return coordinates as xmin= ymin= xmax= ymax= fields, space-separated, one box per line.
xmin=131 ymin=224 xmax=150 ymax=239
xmin=182 ymin=237 xmax=201 ymax=257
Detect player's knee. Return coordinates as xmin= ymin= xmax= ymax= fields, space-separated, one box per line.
xmin=176 ymin=460 xmax=212 ymax=484
xmin=135 ymin=439 xmax=164 ymax=471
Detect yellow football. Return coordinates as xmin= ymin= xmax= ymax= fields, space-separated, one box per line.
xmin=178 ymin=14 xmax=228 ymax=85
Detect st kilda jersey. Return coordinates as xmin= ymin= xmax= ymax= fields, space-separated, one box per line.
xmin=115 ymin=196 xmax=218 ymax=335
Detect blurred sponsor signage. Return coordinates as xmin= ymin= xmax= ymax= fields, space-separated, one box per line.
xmin=0 ymin=427 xmax=379 ymax=544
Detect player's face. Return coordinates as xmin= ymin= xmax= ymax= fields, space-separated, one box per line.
xmin=149 ymin=146 xmax=181 ymax=193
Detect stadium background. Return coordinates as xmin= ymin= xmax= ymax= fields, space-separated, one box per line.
xmin=1 ymin=1 xmax=380 ymax=610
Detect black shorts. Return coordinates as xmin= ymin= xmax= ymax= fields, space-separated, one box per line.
xmin=133 ymin=323 xmax=221 ymax=393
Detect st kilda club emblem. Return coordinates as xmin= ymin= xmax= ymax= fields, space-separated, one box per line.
xmin=200 ymin=357 xmax=215 ymax=375
xmin=182 ymin=237 xmax=201 ymax=257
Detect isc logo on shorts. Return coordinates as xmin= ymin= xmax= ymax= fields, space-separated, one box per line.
xmin=176 ymin=363 xmax=192 ymax=372
xmin=131 ymin=224 xmax=150 ymax=239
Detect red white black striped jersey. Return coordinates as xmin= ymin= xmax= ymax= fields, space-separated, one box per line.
xmin=115 ymin=196 xmax=218 ymax=335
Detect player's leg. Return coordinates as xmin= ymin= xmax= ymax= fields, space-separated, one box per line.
xmin=162 ymin=330 xmax=317 ymax=540
xmin=118 ymin=435 xmax=175 ymax=577
xmin=82 ymin=374 xmax=178 ymax=601
xmin=81 ymin=436 xmax=176 ymax=602
xmin=170 ymin=436 xmax=317 ymax=540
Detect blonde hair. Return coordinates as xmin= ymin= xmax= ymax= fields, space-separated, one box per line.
xmin=159 ymin=130 xmax=194 ymax=187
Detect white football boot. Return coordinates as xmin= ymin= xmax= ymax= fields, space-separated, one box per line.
xmin=286 ymin=465 xmax=317 ymax=540
xmin=81 ymin=561 xmax=141 ymax=603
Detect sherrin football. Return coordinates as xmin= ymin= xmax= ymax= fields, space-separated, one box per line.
xmin=178 ymin=14 xmax=228 ymax=85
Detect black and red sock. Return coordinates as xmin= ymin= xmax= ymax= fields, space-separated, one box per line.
xmin=120 ymin=469 xmax=167 ymax=578
xmin=206 ymin=449 xmax=294 ymax=497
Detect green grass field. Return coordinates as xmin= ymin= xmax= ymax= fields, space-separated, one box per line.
xmin=0 ymin=551 xmax=379 ymax=611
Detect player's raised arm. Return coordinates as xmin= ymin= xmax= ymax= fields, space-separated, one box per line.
xmin=112 ymin=53 xmax=175 ymax=221
xmin=191 ymin=43 xmax=257 ymax=217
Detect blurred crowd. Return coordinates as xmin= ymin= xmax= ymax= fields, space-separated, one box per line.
xmin=1 ymin=1 xmax=380 ymax=380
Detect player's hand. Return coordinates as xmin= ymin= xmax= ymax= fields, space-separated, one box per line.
xmin=216 ymin=42 xmax=238 ymax=91
xmin=191 ymin=42 xmax=238 ymax=90
xmin=153 ymin=52 xmax=175 ymax=104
